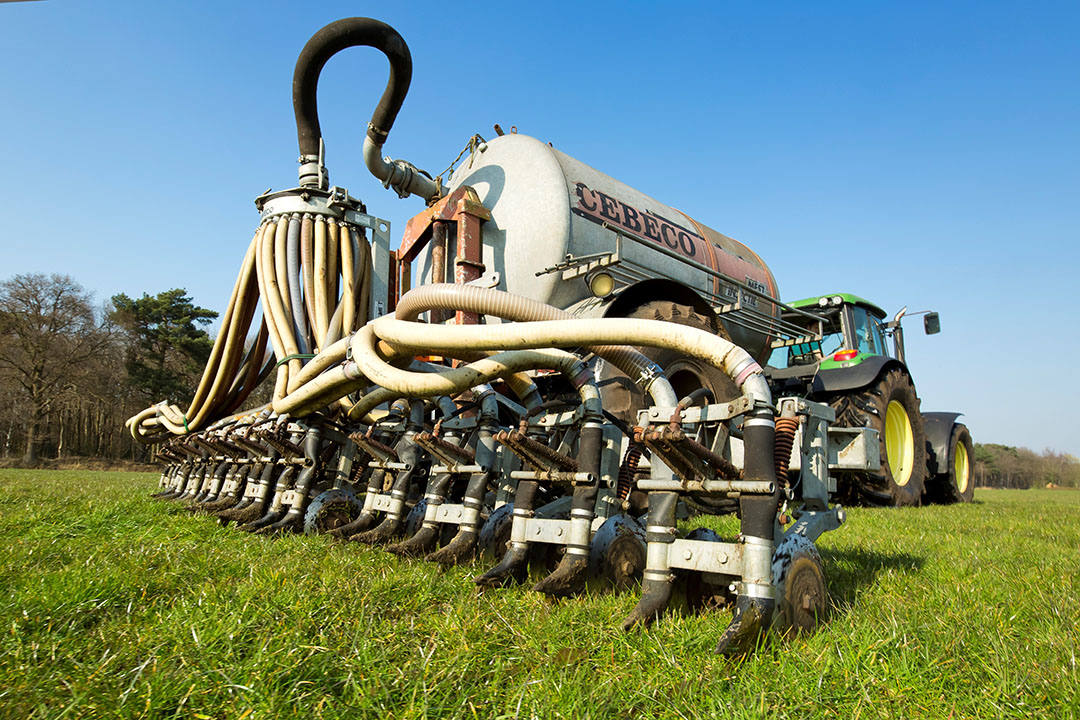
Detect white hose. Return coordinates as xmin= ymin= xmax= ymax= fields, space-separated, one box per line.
xmin=369 ymin=316 xmax=766 ymax=398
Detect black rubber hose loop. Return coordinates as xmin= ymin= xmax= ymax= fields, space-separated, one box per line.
xmin=293 ymin=17 xmax=413 ymax=157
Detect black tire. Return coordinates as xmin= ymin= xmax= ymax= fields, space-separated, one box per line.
xmin=597 ymin=301 xmax=740 ymax=515
xmin=939 ymin=424 xmax=975 ymax=503
xmin=477 ymin=503 xmax=514 ymax=561
xmin=829 ymin=368 xmax=926 ymax=507
xmin=596 ymin=301 xmax=740 ymax=425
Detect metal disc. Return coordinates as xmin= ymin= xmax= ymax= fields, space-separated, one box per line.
xmin=303 ymin=487 xmax=363 ymax=535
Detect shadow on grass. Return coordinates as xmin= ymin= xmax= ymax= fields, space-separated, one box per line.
xmin=819 ymin=546 xmax=925 ymax=612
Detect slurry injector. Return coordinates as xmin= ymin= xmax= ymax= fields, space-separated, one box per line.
xmin=130 ymin=17 xmax=882 ymax=653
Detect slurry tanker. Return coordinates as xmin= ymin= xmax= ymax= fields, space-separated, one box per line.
xmin=134 ymin=17 xmax=961 ymax=654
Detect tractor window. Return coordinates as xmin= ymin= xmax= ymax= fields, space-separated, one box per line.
xmin=850 ymin=307 xmax=888 ymax=356
xmin=767 ymin=307 xmax=843 ymax=368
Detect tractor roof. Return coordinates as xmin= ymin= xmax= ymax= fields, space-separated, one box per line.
xmin=789 ymin=293 xmax=888 ymax=319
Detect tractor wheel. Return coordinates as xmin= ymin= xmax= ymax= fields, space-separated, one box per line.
xmin=597 ymin=301 xmax=740 ymax=515
xmin=829 ymin=368 xmax=926 ymax=506
xmin=772 ymin=533 xmax=827 ymax=635
xmin=939 ymin=424 xmax=975 ymax=503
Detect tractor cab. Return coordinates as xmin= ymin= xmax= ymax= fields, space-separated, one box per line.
xmin=766 ymin=292 xmax=940 ymax=396
xmin=770 ymin=293 xmax=891 ymax=373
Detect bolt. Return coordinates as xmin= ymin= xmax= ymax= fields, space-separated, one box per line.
xmin=535 ymin=526 xmax=542 ymax=535
xmin=556 ymin=527 xmax=563 ymax=537
xmin=683 ymin=549 xmax=693 ymax=561
xmin=717 ymin=552 xmax=728 ymax=564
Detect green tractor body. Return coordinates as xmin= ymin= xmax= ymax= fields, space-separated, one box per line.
xmin=766 ymin=294 xmax=973 ymax=506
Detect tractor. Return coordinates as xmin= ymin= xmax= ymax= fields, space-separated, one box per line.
xmin=766 ymin=293 xmax=973 ymax=506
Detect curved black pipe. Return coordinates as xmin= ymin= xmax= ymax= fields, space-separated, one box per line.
xmin=293 ymin=17 xmax=412 ymax=158
xmin=739 ymin=413 xmax=781 ymax=540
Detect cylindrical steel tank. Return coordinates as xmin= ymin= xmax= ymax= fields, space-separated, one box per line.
xmin=417 ymin=133 xmax=779 ymax=363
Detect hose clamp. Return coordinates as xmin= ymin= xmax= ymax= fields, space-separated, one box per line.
xmin=567 ymin=363 xmax=595 ymax=389
xmin=636 ymin=362 xmax=664 ymax=391
xmin=741 ymin=581 xmax=775 ymax=600
xmin=743 ymin=417 xmax=776 ymax=430
xmin=732 ymin=358 xmax=762 ymax=388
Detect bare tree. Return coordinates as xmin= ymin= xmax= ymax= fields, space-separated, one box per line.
xmin=0 ymin=274 xmax=104 ymax=465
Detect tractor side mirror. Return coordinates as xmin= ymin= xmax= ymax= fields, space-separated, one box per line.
xmin=924 ymin=312 xmax=941 ymax=335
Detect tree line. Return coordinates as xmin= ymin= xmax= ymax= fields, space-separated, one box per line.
xmin=0 ymin=273 xmax=218 ymax=466
xmin=973 ymin=443 xmax=1080 ymax=490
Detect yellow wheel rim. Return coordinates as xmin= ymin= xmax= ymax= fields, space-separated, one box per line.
xmin=954 ymin=440 xmax=970 ymax=494
xmin=885 ymin=400 xmax=914 ymax=487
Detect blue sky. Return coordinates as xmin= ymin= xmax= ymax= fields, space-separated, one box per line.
xmin=2 ymin=1 xmax=1078 ymax=456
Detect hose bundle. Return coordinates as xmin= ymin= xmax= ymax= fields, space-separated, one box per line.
xmin=126 ymin=208 xmax=372 ymax=443
xmin=252 ymin=211 xmax=371 ymax=404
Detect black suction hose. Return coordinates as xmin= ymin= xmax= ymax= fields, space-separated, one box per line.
xmin=293 ymin=17 xmax=412 ymax=158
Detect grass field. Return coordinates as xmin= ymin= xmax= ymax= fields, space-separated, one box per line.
xmin=0 ymin=469 xmax=1077 ymax=719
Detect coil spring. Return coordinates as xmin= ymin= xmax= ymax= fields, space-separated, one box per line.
xmin=616 ymin=444 xmax=643 ymax=501
xmin=774 ymin=417 xmax=799 ymax=487
xmin=348 ymin=450 xmax=372 ymax=486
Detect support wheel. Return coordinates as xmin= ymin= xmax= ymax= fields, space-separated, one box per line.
xmin=588 ymin=514 xmax=646 ymax=591
xmin=303 ymin=488 xmax=363 ymax=535
xmin=680 ymin=528 xmax=737 ymax=612
xmin=772 ymin=534 xmax=826 ymax=635
xmin=830 ymin=368 xmax=926 ymax=506
xmin=477 ymin=503 xmax=513 ymax=561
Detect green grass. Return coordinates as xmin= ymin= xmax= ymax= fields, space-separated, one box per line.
xmin=0 ymin=470 xmax=1077 ymax=719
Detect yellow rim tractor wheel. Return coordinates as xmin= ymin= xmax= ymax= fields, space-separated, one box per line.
xmin=954 ymin=440 xmax=970 ymax=495
xmin=885 ymin=400 xmax=914 ymax=487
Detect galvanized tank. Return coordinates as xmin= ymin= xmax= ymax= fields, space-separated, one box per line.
xmin=418 ymin=133 xmax=780 ymax=363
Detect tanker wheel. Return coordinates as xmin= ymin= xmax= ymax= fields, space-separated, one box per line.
xmin=939 ymin=423 xmax=975 ymax=503
xmin=829 ymin=368 xmax=926 ymax=507
xmin=596 ymin=301 xmax=740 ymax=515
xmin=772 ymin=534 xmax=826 ymax=635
